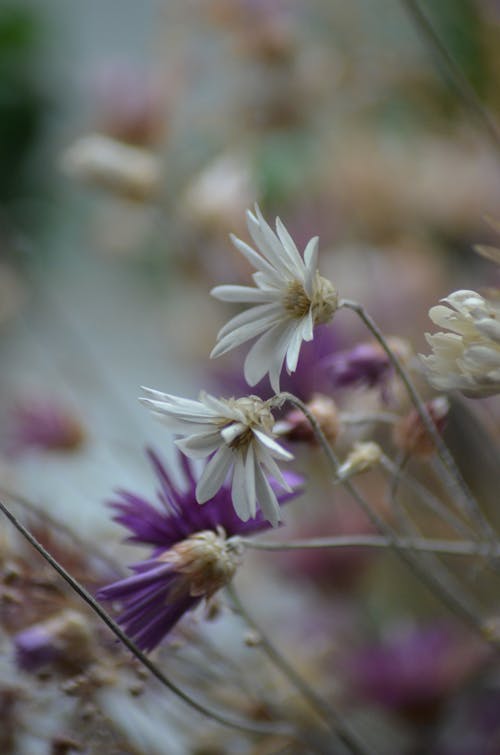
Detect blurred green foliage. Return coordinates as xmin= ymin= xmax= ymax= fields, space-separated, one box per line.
xmin=0 ymin=6 xmax=47 ymax=204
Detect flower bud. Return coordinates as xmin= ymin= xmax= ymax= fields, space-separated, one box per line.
xmin=62 ymin=134 xmax=161 ymax=201
xmin=336 ymin=441 xmax=382 ymax=480
xmin=275 ymin=394 xmax=340 ymax=445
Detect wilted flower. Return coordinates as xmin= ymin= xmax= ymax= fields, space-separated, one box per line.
xmin=393 ymin=397 xmax=449 ymax=459
xmin=421 ymin=290 xmax=500 ymax=397
xmin=98 ymin=449 xmax=301 ymax=651
xmin=62 ymin=133 xmax=161 ymax=201
xmin=6 ymin=399 xmax=85 ymax=457
xmin=140 ymin=389 xmax=293 ymax=525
xmin=210 ymin=205 xmax=338 ymax=393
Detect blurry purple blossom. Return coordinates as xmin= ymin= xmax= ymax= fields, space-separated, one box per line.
xmin=6 ymin=399 xmax=85 ymax=457
xmin=346 ymin=623 xmax=486 ymax=723
xmin=98 ymin=449 xmax=302 ymax=652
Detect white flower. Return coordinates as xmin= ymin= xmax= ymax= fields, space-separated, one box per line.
xmin=210 ymin=205 xmax=338 ymax=394
xmin=140 ymin=388 xmax=293 ymax=526
xmin=421 ymin=290 xmax=500 ymax=397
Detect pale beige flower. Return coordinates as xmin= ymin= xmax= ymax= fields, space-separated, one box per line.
xmin=421 ymin=290 xmax=500 ymax=397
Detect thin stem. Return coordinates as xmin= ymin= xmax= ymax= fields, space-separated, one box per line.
xmin=401 ymin=0 xmax=500 ymax=152
xmin=226 ymin=582 xmax=374 ymax=755
xmin=277 ymin=393 xmax=493 ymax=639
xmin=339 ymin=299 xmax=493 ymax=536
xmin=379 ymin=456 xmax=476 ymax=540
xmin=0 ymin=497 xmax=294 ymax=739
xmin=242 ymin=534 xmax=500 ymax=561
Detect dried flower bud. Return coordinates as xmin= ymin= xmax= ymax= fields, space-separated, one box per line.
xmin=61 ymin=134 xmax=161 ymax=201
xmin=14 ymin=610 xmax=93 ymax=673
xmin=275 ymin=394 xmax=340 ymax=445
xmin=393 ymin=397 xmax=449 ymax=458
xmin=336 ymin=441 xmax=382 ymax=480
xmin=164 ymin=528 xmax=242 ymax=600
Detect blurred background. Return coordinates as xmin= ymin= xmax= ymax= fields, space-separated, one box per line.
xmin=1 ymin=1 xmax=500 ymax=753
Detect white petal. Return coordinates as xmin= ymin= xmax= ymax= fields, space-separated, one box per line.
xmin=220 ymin=422 xmax=246 ymax=445
xmin=211 ymin=311 xmax=282 ymax=359
xmin=231 ymin=454 xmax=251 ymax=521
xmin=275 ymin=216 xmax=306 ymax=277
xmin=247 ymin=208 xmax=296 ymax=278
xmin=254 ymin=463 xmax=281 ymax=527
xmin=196 ymin=446 xmax=233 ymax=503
xmin=285 ymin=322 xmax=306 ymax=374
xmin=215 ymin=302 xmax=282 ymax=340
xmin=254 ymin=443 xmax=292 ymax=491
xmin=253 ymin=429 xmax=294 ymax=460
xmin=175 ymin=431 xmax=222 ymax=458
xmin=211 ymin=285 xmax=276 ymax=303
xmin=244 ymin=443 xmax=257 ymax=518
xmin=243 ymin=321 xmax=290 ymax=387
xmin=230 ymin=234 xmax=282 ymax=284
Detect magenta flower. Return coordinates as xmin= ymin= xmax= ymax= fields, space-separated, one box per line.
xmin=98 ymin=449 xmax=302 ymax=652
xmin=6 ymin=399 xmax=85 ymax=457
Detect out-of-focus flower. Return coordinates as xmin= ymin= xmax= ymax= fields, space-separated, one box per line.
xmin=211 ymin=205 xmax=338 ymax=393
xmin=140 ymin=390 xmax=294 ymax=525
xmin=98 ymin=449 xmax=301 ymax=651
xmin=393 ymin=397 xmax=449 ymax=459
xmin=421 ymin=290 xmax=500 ymax=397
xmin=6 ymin=399 xmax=85 ymax=457
xmin=14 ymin=610 xmax=92 ymax=674
xmin=346 ymin=623 xmax=486 ymax=724
xmin=181 ymin=152 xmax=256 ymax=234
xmin=336 ymin=441 xmax=381 ymax=480
xmin=275 ymin=393 xmax=340 ymax=445
xmin=92 ymin=62 xmax=167 ymax=147
xmin=324 ymin=337 xmax=411 ymax=401
xmin=61 ymin=133 xmax=161 ymax=201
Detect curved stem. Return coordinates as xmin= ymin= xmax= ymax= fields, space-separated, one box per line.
xmin=339 ymin=299 xmax=493 ymax=537
xmin=242 ymin=534 xmax=500 ymax=560
xmin=277 ymin=393 xmax=493 ymax=640
xmin=0 ymin=497 xmax=294 ymax=739
xmin=226 ymin=582 xmax=374 ymax=755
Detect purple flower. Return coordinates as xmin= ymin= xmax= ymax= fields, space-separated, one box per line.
xmin=323 ymin=337 xmax=411 ymax=402
xmin=346 ymin=623 xmax=486 ymax=724
xmin=14 ymin=610 xmax=92 ymax=674
xmin=98 ymin=449 xmax=302 ymax=652
xmin=6 ymin=398 xmax=85 ymax=457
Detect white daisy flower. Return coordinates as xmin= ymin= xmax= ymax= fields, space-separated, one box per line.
xmin=210 ymin=205 xmax=338 ymax=394
xmin=140 ymin=388 xmax=293 ymax=526
xmin=421 ymin=289 xmax=500 ymax=397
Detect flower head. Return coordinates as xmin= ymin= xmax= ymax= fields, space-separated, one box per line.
xmin=140 ymin=389 xmax=295 ymax=526
xmin=421 ymin=290 xmax=500 ymax=397
xmin=98 ymin=449 xmax=301 ymax=651
xmin=210 ymin=205 xmax=338 ymax=393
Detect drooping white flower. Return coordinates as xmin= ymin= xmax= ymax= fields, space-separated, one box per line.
xmin=140 ymin=388 xmax=293 ymax=526
xmin=210 ymin=205 xmax=338 ymax=394
xmin=421 ymin=290 xmax=500 ymax=397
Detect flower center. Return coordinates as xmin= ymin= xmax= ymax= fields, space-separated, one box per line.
xmin=166 ymin=529 xmax=241 ymax=598
xmin=283 ymin=279 xmax=311 ymax=319
xmin=219 ymin=396 xmax=275 ymax=450
xmin=311 ymin=274 xmax=338 ymax=325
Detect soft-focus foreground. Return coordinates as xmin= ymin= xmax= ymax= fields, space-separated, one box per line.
xmin=2 ymin=2 xmax=500 ymax=753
